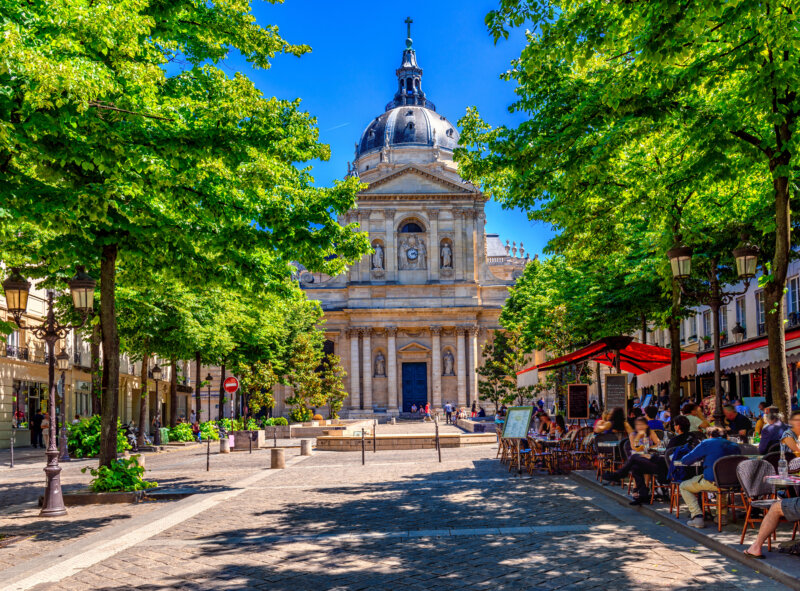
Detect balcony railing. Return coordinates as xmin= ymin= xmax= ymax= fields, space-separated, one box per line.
xmin=758 ymin=322 xmax=767 ymax=336
xmin=5 ymin=345 xmax=29 ymax=361
xmin=74 ymin=351 xmax=82 ymax=366
xmin=789 ymin=312 xmax=800 ymax=328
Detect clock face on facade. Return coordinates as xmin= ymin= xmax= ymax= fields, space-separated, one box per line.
xmin=407 ymin=248 xmax=418 ymax=261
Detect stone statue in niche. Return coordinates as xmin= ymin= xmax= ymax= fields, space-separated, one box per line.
xmin=443 ymin=350 xmax=455 ymax=376
xmin=372 ymin=243 xmax=384 ymax=270
xmin=374 ymin=352 xmax=386 ymax=377
xmin=398 ymin=235 xmax=427 ymax=270
xmin=440 ymin=241 xmax=452 ymax=269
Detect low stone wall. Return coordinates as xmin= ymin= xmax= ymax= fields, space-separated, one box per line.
xmin=262 ymin=425 xmax=291 ymax=440
xmin=456 ymin=418 xmax=498 ymax=433
xmin=316 ymin=432 xmax=496 ymax=451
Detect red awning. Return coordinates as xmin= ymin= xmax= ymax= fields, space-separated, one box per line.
xmin=696 ymin=326 xmax=800 ymax=364
xmin=518 ymin=336 xmax=694 ymax=377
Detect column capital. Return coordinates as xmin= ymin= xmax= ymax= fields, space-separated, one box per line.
xmin=359 ymin=327 xmax=372 ymax=337
xmin=386 ymin=326 xmax=398 ymax=337
xmin=346 ymin=327 xmax=360 ymax=338
xmin=468 ymin=325 xmax=480 ymax=336
xmin=430 ymin=326 xmax=442 ymax=336
xmin=384 ymin=208 xmax=396 ymax=218
xmin=428 ymin=209 xmax=440 ymax=220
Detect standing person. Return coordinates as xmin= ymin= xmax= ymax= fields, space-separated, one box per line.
xmin=190 ymin=409 xmax=197 ymax=424
xmin=679 ymin=429 xmax=741 ymax=528
xmin=589 ymin=400 xmax=600 ymax=419
xmin=444 ymin=402 xmax=452 ymax=424
xmin=41 ymin=412 xmax=50 ymax=449
xmin=471 ymin=400 xmax=477 ymax=418
xmin=424 ymin=402 xmax=431 ymax=420
xmin=31 ymin=408 xmax=44 ymax=448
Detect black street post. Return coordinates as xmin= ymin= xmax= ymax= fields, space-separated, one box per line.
xmin=152 ymin=363 xmax=163 ymax=445
xmin=2 ymin=268 xmax=96 ymax=517
xmin=56 ymin=350 xmax=71 ymax=462
xmin=205 ymin=373 xmax=213 ymax=426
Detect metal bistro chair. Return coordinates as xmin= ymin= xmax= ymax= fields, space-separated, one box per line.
xmin=595 ymin=432 xmax=625 ymax=480
xmin=737 ymin=459 xmax=778 ymax=549
xmin=704 ymin=455 xmax=747 ymax=531
xmin=763 ymin=451 xmax=782 ymax=474
xmin=569 ymin=427 xmax=595 ymax=470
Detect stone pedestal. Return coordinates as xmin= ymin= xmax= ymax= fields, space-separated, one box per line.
xmin=271 ymin=447 xmax=286 ymax=469
xmin=300 ymin=439 xmax=313 ymax=456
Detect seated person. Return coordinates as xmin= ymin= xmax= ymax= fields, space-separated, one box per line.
xmin=723 ymin=404 xmax=752 ymax=438
xmin=744 ymin=495 xmax=800 ymax=558
xmin=754 ymin=401 xmax=769 ymax=434
xmin=478 ymin=406 xmax=486 ymax=418
xmin=602 ymin=416 xmax=661 ymax=504
xmin=758 ymin=407 xmax=785 ymax=454
xmin=537 ymin=412 xmax=552 ymax=435
xmin=780 ymin=410 xmax=800 ymax=457
xmin=679 ymin=428 xmax=741 ymax=528
xmin=192 ymin=421 xmax=201 ymax=441
xmin=594 ymin=407 xmax=633 ymax=437
xmin=733 ymin=399 xmax=749 ymax=416
xmin=645 ymin=406 xmax=664 ymax=430
xmin=593 ymin=410 xmax=611 ymax=433
xmin=552 ymin=414 xmax=567 ymax=437
xmin=681 ymin=402 xmax=710 ymax=433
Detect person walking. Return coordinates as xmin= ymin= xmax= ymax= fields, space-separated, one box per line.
xmin=424 ymin=402 xmax=431 ymax=420
xmin=31 ymin=408 xmax=44 ymax=448
xmin=41 ymin=412 xmax=51 ymax=449
xmin=471 ymin=400 xmax=477 ymax=418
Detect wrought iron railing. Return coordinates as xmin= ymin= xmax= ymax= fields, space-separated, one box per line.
xmin=5 ymin=345 xmax=29 ymax=361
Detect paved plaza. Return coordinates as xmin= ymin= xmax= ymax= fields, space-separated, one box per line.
xmin=0 ymin=434 xmax=790 ymax=591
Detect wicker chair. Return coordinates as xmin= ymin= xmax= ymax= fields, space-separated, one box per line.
xmin=704 ymin=455 xmax=747 ymax=531
xmin=736 ymin=459 xmax=778 ymax=548
xmin=569 ymin=427 xmax=595 ymax=470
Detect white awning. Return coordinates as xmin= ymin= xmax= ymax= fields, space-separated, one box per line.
xmin=637 ymin=356 xmax=697 ymax=390
xmin=517 ymin=368 xmax=538 ymax=388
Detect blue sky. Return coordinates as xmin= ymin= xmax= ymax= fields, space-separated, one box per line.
xmin=229 ymin=0 xmax=554 ymax=256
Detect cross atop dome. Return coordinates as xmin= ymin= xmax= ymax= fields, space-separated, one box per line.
xmin=387 ymin=17 xmax=434 ymax=111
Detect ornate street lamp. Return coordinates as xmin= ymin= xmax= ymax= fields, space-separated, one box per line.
xmin=667 ymin=240 xmax=693 ymax=281
xmin=206 ymin=372 xmax=213 ymax=425
xmin=668 ymin=238 xmax=758 ymax=427
xmin=2 ymin=267 xmax=95 ymax=517
xmin=56 ymin=350 xmax=71 ymax=462
xmin=152 ymin=363 xmax=163 ymax=445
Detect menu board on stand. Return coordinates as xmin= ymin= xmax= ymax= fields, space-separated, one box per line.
xmin=567 ymin=384 xmax=589 ymax=420
xmin=605 ymin=373 xmax=628 ymax=411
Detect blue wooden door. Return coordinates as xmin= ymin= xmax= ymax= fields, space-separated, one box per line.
xmin=402 ymin=362 xmax=428 ymax=412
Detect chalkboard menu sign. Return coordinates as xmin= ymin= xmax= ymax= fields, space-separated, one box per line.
xmin=567 ymin=384 xmax=589 ymax=419
xmin=605 ymin=373 xmax=628 ymax=411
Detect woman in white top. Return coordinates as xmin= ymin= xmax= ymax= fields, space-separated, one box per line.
xmin=41 ymin=413 xmax=51 ymax=448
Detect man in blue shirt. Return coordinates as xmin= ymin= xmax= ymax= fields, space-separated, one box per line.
xmin=678 ymin=429 xmax=741 ymax=528
xmin=645 ymin=406 xmax=664 ymax=430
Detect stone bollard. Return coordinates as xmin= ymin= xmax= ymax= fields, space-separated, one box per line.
xmin=220 ymin=437 xmax=230 ymax=454
xmin=300 ymin=439 xmax=313 ymax=456
xmin=391 ymin=417 xmax=396 ymax=425
xmin=271 ymin=447 xmax=286 ymax=469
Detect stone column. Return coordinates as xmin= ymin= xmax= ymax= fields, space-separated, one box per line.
xmin=468 ymin=326 xmax=480 ymax=406
xmin=454 ymin=209 xmax=465 ymax=281
xmin=431 ymin=326 xmax=442 ymax=408
xmin=387 ymin=327 xmax=398 ymax=412
xmin=361 ymin=328 xmax=372 ymax=411
xmin=465 ymin=210 xmax=476 ymax=282
xmin=385 ymin=209 xmax=396 ymax=281
xmin=474 ymin=211 xmax=486 ymax=281
xmin=456 ymin=327 xmax=467 ymax=407
xmin=349 ymin=329 xmax=360 ymax=409
xmin=428 ymin=209 xmax=439 ymax=282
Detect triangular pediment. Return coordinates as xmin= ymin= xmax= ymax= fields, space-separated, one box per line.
xmin=361 ymin=165 xmax=477 ymax=195
xmin=398 ymin=341 xmax=431 ymax=353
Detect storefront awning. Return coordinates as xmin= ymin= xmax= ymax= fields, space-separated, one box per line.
xmin=637 ymin=355 xmax=697 ymax=390
xmin=696 ymin=327 xmax=800 ymax=375
xmin=517 ymin=336 xmax=693 ymax=387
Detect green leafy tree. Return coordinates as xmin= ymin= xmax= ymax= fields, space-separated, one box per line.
xmin=285 ymin=332 xmax=327 ymax=423
xmin=0 ymin=2 xmax=370 ymax=465
xmin=321 ymin=354 xmax=348 ymax=419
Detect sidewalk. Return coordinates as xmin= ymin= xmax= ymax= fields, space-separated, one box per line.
xmin=571 ymin=470 xmax=800 ymax=590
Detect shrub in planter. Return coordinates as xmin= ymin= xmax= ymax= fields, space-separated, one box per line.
xmin=82 ymin=457 xmax=157 ymax=492
xmin=68 ymin=415 xmax=130 ymax=458
xmin=312 ymin=414 xmax=324 ymax=421
xmin=245 ymin=418 xmax=258 ymax=430
xmin=264 ymin=417 xmax=288 ymax=427
xmin=199 ymin=421 xmax=219 ymax=440
xmin=289 ymin=408 xmax=313 ymax=423
xmin=168 ymin=423 xmax=195 ymax=442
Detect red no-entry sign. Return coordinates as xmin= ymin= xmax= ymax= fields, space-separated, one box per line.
xmin=223 ymin=376 xmax=240 ymax=394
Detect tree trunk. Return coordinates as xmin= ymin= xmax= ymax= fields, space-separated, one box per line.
xmin=90 ymin=322 xmax=102 ymax=415
xmin=595 ymin=362 xmax=603 ymax=410
xmin=765 ymin=172 xmax=792 ymax=417
xmin=641 ymin=313 xmax=647 ymax=344
xmin=669 ymin=283 xmax=682 ymax=421
xmin=99 ymin=244 xmax=120 ymax=468
xmin=137 ymin=351 xmax=149 ymax=448
xmin=218 ymin=363 xmax=226 ymax=421
xmin=194 ymin=351 xmax=202 ymax=421
xmin=169 ymin=355 xmax=178 ymax=426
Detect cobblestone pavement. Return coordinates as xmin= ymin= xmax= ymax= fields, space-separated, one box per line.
xmin=2 ymin=444 xmax=788 ymax=591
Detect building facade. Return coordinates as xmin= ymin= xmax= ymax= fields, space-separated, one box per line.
xmin=274 ymin=31 xmax=528 ymax=418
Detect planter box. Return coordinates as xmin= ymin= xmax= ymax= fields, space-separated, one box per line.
xmin=232 ymin=430 xmax=265 ymax=449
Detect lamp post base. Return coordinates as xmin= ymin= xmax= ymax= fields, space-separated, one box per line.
xmin=40 ymin=449 xmax=67 ymax=517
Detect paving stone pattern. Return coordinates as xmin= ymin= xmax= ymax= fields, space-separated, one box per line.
xmin=16 ymin=445 xmax=788 ymax=591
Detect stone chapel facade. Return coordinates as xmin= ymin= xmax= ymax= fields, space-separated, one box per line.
xmin=274 ymin=28 xmax=529 ymax=418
